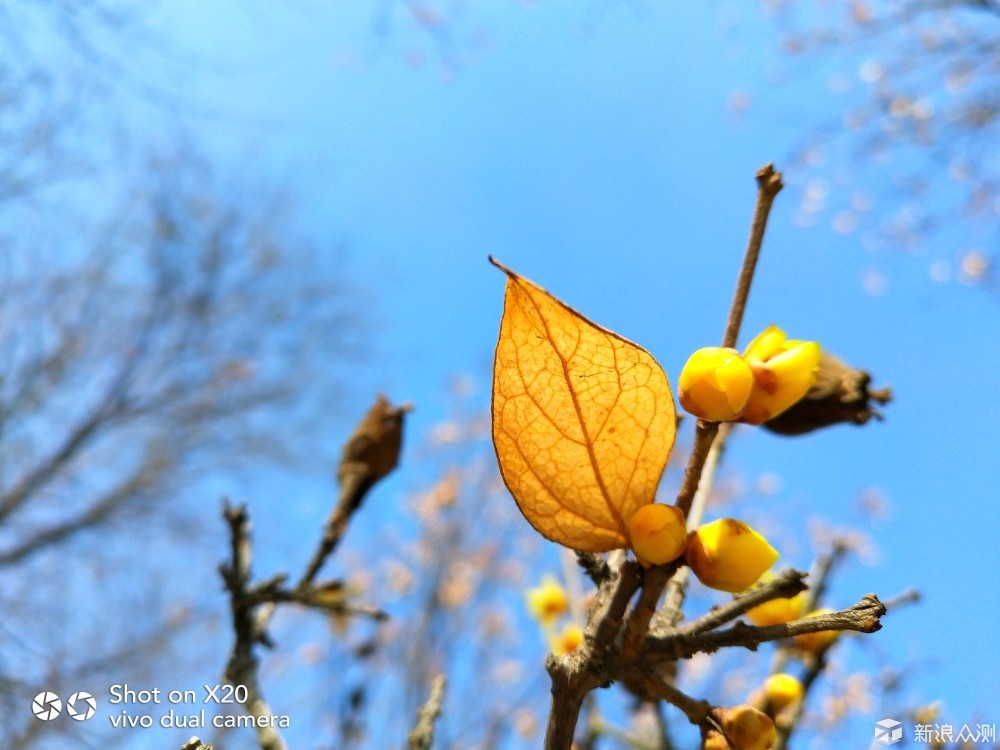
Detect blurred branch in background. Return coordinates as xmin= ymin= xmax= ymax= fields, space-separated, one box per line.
xmin=0 ymin=5 xmax=367 ymax=748
xmin=764 ymin=0 xmax=999 ymax=290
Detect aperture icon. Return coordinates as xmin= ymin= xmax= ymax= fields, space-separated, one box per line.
xmin=32 ymin=692 xmax=62 ymax=721
xmin=67 ymin=691 xmax=97 ymax=721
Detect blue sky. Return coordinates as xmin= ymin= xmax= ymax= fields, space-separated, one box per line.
xmin=61 ymin=0 xmax=1000 ymax=744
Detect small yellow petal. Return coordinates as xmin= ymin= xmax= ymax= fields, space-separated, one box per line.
xmin=526 ymin=575 xmax=569 ymax=627
xmin=763 ymin=673 xmax=803 ymax=711
xmin=548 ymin=623 xmax=584 ymax=656
xmin=742 ymin=331 xmax=821 ymax=425
xmin=679 ymin=347 xmax=754 ymax=422
xmin=743 ymin=325 xmax=788 ymax=362
xmin=746 ymin=591 xmax=806 ymax=627
xmin=628 ymin=503 xmax=687 ymax=565
xmin=685 ymin=519 xmax=779 ymax=593
xmin=715 ymin=705 xmax=777 ymax=750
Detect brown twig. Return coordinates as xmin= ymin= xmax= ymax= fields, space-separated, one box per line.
xmin=544 ymin=560 xmax=643 ymax=749
xmin=575 ymin=550 xmax=612 ymax=586
xmin=299 ymin=395 xmax=409 ymax=587
xmin=543 ymin=166 xmax=801 ymax=749
xmin=180 ymin=739 xmax=214 ymax=750
xmin=772 ymin=585 xmax=920 ymax=748
xmin=622 ymin=560 xmax=683 ymax=657
xmin=677 ymin=569 xmax=808 ymax=636
xmin=219 ymin=502 xmax=289 ymax=750
xmin=676 ymin=163 xmax=783 ymax=519
xmin=802 ymin=538 xmax=849 ymax=614
xmin=635 ymin=167 xmax=785 ymax=662
xmin=661 ymin=422 xmax=733 ymax=628
xmin=408 ymin=674 xmax=447 ymax=750
xmin=722 ymin=164 xmax=784 ymax=350
xmin=246 ymin=580 xmax=389 ymax=621
xmin=884 ymin=587 xmax=921 ymax=612
xmin=643 ymin=594 xmax=886 ymax=664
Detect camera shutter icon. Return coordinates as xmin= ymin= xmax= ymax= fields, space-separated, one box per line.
xmin=875 ymin=718 xmax=903 ymax=745
xmin=66 ymin=691 xmax=97 ymax=721
xmin=32 ymin=692 xmax=62 ymax=721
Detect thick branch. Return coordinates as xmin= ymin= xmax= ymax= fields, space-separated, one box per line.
xmin=575 ymin=550 xmax=611 ymax=586
xmin=544 ymin=560 xmax=642 ymax=749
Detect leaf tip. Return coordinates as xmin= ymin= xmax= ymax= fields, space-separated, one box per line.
xmin=488 ymin=255 xmax=514 ymax=277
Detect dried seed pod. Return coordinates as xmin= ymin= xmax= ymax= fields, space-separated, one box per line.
xmin=764 ymin=352 xmax=891 ymax=436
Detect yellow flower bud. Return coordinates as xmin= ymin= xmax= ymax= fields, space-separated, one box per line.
xmin=526 ymin=575 xmax=569 ymax=627
xmin=713 ymin=705 xmax=777 ymax=750
xmin=741 ymin=326 xmax=821 ymax=425
xmin=679 ymin=347 xmax=754 ymax=422
xmin=746 ymin=591 xmax=806 ymax=627
xmin=763 ymin=673 xmax=803 ymax=711
xmin=702 ymin=730 xmax=731 ymax=750
xmin=627 ymin=503 xmax=687 ymax=565
xmin=548 ymin=622 xmax=584 ymax=656
xmin=685 ymin=519 xmax=779 ymax=593
xmin=792 ymin=609 xmax=840 ymax=652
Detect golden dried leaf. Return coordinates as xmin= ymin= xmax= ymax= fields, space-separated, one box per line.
xmin=490 ymin=258 xmax=676 ymax=552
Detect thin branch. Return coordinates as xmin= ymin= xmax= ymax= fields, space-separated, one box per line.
xmin=801 ymin=539 xmax=850 ymax=614
xmin=219 ymin=502 xmax=288 ymax=750
xmin=248 ymin=583 xmax=389 ymax=622
xmin=675 ymin=164 xmax=783 ymax=519
xmin=544 ymin=165 xmax=799 ymax=749
xmin=771 ymin=537 xmax=852 ymax=682
xmin=884 ymin=587 xmax=921 ymax=612
xmin=673 ymin=422 xmax=720 ymax=519
xmin=0 ymin=460 xmax=160 ymax=566
xmin=677 ymin=569 xmax=808 ymax=636
xmin=771 ymin=585 xmax=919 ymax=750
xmin=722 ymin=164 xmax=783 ymax=349
xmin=661 ymin=422 xmax=733 ymax=628
xmin=643 ymin=594 xmax=886 ymax=664
xmin=298 ymin=396 xmax=409 ymax=587
xmin=408 ymin=674 xmax=447 ymax=750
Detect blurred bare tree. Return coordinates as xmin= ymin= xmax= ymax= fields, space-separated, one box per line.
xmin=0 ymin=3 xmax=363 ymax=747
xmin=762 ymin=0 xmax=998 ymax=289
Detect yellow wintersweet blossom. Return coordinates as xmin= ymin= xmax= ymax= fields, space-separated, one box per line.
xmin=763 ymin=673 xmax=804 ymax=711
xmin=678 ymin=347 xmax=754 ymax=422
xmin=627 ymin=503 xmax=686 ymax=566
xmin=526 ymin=575 xmax=569 ymax=627
xmin=685 ymin=519 xmax=779 ymax=593
xmin=745 ymin=578 xmax=805 ymax=626
xmin=548 ymin=622 xmax=584 ymax=656
xmin=714 ymin=705 xmax=777 ymax=750
xmin=792 ymin=609 xmax=840 ymax=652
xmin=741 ymin=325 xmax=821 ymax=425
